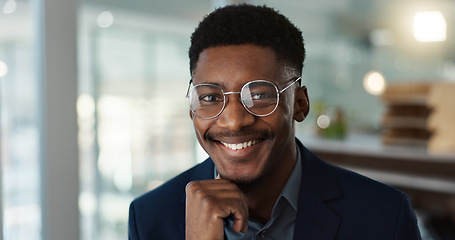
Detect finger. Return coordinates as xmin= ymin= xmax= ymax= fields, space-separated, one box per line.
xmin=185 ymin=183 xmax=249 ymax=236
xmin=231 ymin=208 xmax=249 ymax=233
xmin=186 ymin=180 xmax=238 ymax=193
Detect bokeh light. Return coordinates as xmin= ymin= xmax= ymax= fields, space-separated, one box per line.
xmin=317 ymin=115 xmax=331 ymax=129
xmin=0 ymin=61 xmax=9 ymax=77
xmin=97 ymin=11 xmax=114 ymax=28
xmin=363 ymin=71 xmax=386 ymax=96
xmin=413 ymin=11 xmax=446 ymax=42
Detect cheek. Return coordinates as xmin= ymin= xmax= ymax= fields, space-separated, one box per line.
xmin=192 ymin=122 xmax=208 ymax=154
xmin=277 ymin=95 xmax=295 ymax=121
xmin=193 ymin=120 xmax=205 ymax=140
xmin=270 ymin=97 xmax=296 ymax=136
xmin=192 ymin=118 xmax=214 ymax=149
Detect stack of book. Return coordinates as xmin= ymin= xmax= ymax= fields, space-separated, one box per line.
xmin=381 ymin=82 xmax=455 ymax=152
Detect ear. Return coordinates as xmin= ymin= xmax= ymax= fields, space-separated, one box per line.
xmin=294 ymin=86 xmax=310 ymax=122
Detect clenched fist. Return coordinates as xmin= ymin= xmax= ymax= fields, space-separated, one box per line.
xmin=185 ymin=178 xmax=249 ymax=240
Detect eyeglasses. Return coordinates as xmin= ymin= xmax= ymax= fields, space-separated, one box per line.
xmin=186 ymin=77 xmax=301 ymax=119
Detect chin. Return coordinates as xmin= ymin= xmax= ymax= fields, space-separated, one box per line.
xmin=226 ymin=175 xmax=255 ymax=184
xmin=222 ymin=172 xmax=264 ymax=192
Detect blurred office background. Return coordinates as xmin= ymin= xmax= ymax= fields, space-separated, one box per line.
xmin=1 ymin=0 xmax=454 ymax=239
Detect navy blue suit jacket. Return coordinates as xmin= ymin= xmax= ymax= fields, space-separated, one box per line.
xmin=129 ymin=139 xmax=421 ymax=239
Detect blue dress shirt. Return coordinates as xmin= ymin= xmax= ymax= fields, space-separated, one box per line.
xmin=223 ymin=147 xmax=302 ymax=240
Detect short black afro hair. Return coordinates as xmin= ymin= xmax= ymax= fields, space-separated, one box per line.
xmin=189 ymin=4 xmax=306 ymax=76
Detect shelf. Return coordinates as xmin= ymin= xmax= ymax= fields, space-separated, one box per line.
xmin=340 ymin=166 xmax=455 ymax=195
xmin=297 ymin=133 xmax=455 ymax=188
xmin=297 ymin=132 xmax=455 ymax=218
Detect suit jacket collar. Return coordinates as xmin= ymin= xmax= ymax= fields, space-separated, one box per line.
xmin=293 ymin=139 xmax=342 ymax=240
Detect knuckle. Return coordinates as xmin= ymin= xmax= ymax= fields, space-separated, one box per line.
xmin=185 ymin=181 xmax=200 ymax=193
xmin=201 ymin=195 xmax=215 ymax=205
xmin=195 ymin=188 xmax=210 ymax=200
xmin=200 ymin=196 xmax=218 ymax=211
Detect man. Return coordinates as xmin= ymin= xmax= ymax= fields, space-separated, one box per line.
xmin=128 ymin=4 xmax=421 ymax=240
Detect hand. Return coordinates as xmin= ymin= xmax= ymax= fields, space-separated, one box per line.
xmin=185 ymin=177 xmax=249 ymax=240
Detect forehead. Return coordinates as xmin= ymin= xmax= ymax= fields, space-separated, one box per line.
xmin=192 ymin=45 xmax=283 ymax=87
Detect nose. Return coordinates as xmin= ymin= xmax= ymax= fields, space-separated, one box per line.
xmin=216 ymin=94 xmax=255 ymax=131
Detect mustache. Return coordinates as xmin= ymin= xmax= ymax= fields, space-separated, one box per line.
xmin=205 ymin=129 xmax=273 ymax=141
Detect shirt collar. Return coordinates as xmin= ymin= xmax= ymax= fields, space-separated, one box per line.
xmin=276 ymin=145 xmax=302 ymax=211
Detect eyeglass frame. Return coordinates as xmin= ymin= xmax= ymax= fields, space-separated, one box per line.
xmin=185 ymin=77 xmax=302 ymax=119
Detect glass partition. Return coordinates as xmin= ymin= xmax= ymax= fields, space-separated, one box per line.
xmin=1 ymin=1 xmax=41 ymax=239
xmin=78 ymin=9 xmax=202 ymax=238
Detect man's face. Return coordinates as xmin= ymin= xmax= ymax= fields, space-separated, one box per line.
xmin=190 ymin=44 xmax=308 ymax=185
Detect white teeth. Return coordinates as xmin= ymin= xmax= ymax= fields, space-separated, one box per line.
xmin=221 ymin=140 xmax=259 ymax=150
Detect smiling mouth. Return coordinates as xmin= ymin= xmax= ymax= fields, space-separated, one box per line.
xmin=220 ymin=139 xmax=261 ymax=150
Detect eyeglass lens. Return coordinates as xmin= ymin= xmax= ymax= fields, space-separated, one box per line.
xmin=189 ymin=81 xmax=279 ymax=119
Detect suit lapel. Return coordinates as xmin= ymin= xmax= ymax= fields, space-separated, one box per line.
xmin=293 ymin=140 xmax=342 ymax=240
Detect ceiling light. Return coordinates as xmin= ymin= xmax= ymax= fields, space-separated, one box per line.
xmin=413 ymin=11 xmax=446 ymax=42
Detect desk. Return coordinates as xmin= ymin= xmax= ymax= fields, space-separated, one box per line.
xmin=298 ymin=133 xmax=455 ymax=216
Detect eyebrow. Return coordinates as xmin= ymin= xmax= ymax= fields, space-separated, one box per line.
xmin=192 ymin=79 xmax=227 ymax=89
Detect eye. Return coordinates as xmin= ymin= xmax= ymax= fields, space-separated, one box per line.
xmin=250 ymin=92 xmax=274 ymax=100
xmin=200 ymin=94 xmax=223 ymax=102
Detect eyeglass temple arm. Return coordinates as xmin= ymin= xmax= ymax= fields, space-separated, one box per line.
xmin=279 ymin=77 xmax=301 ymax=93
xmin=185 ymin=79 xmax=193 ymax=98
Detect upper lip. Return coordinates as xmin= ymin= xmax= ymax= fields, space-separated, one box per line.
xmin=206 ymin=129 xmax=272 ymax=146
xmin=208 ymin=130 xmax=270 ymax=141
